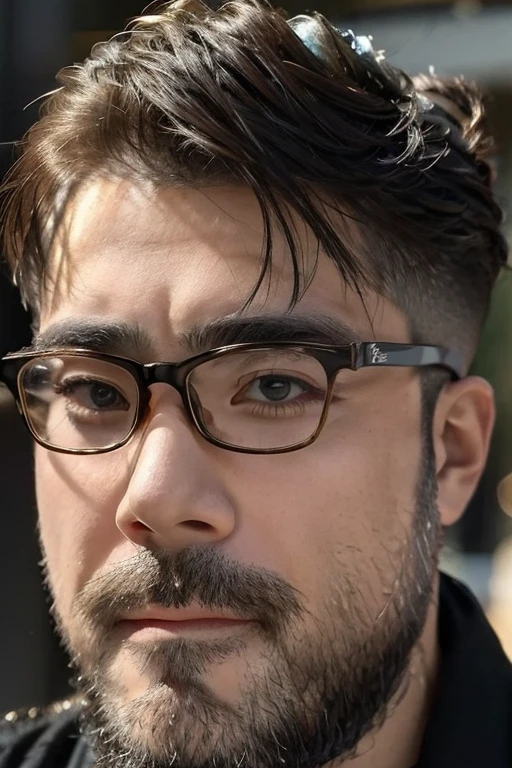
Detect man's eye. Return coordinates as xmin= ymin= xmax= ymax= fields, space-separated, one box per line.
xmin=242 ymin=375 xmax=310 ymax=403
xmin=56 ymin=378 xmax=130 ymax=412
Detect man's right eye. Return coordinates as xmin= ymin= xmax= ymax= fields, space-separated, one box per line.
xmin=56 ymin=378 xmax=130 ymax=412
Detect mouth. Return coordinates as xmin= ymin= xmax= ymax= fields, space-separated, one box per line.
xmin=115 ymin=605 xmax=255 ymax=641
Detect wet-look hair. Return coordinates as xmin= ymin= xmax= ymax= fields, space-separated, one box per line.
xmin=0 ymin=0 xmax=507 ymax=362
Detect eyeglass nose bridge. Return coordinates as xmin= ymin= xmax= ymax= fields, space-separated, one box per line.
xmin=141 ymin=361 xmax=190 ymax=395
xmin=138 ymin=361 xmax=202 ymax=436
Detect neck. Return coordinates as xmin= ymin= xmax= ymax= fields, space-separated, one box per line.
xmin=326 ymin=576 xmax=440 ymax=768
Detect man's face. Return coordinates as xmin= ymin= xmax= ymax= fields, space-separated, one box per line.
xmin=37 ymin=181 xmax=441 ymax=768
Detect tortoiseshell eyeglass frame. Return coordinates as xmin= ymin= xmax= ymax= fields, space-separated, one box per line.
xmin=0 ymin=341 xmax=463 ymax=456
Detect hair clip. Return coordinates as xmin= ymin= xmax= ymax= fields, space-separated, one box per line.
xmin=288 ymin=15 xmax=385 ymax=66
xmin=340 ymin=29 xmax=374 ymax=59
xmin=287 ymin=15 xmax=331 ymax=62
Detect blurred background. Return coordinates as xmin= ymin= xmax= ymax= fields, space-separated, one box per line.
xmin=1 ymin=0 xmax=512 ymax=715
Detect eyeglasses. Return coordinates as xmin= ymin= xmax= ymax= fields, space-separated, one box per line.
xmin=0 ymin=341 xmax=462 ymax=455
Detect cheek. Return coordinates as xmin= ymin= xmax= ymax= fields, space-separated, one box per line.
xmin=230 ymin=405 xmax=423 ymax=614
xmin=35 ymin=447 xmax=132 ymax=610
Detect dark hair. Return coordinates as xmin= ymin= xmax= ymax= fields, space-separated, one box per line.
xmin=0 ymin=0 xmax=507 ymax=364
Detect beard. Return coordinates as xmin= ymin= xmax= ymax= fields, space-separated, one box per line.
xmin=44 ymin=439 xmax=441 ymax=768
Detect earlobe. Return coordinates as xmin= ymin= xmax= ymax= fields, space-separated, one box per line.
xmin=434 ymin=376 xmax=495 ymax=527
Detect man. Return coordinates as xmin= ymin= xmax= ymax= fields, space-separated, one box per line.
xmin=0 ymin=1 xmax=509 ymax=766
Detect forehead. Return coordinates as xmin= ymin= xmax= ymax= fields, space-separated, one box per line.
xmin=40 ymin=179 xmax=408 ymax=353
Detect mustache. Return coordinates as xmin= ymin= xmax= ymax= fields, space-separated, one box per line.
xmin=73 ymin=547 xmax=303 ymax=637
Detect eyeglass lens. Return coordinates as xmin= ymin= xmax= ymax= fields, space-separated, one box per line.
xmin=20 ymin=356 xmax=140 ymax=451
xmin=187 ymin=348 xmax=329 ymax=450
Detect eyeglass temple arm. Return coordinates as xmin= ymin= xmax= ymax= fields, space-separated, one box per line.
xmin=352 ymin=342 xmax=464 ymax=380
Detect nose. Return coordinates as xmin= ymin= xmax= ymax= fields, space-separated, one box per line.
xmin=115 ymin=386 xmax=237 ymax=551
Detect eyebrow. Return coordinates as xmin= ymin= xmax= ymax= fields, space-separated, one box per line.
xmin=32 ymin=319 xmax=154 ymax=358
xmin=184 ymin=313 xmax=361 ymax=352
xmin=31 ymin=313 xmax=361 ymax=360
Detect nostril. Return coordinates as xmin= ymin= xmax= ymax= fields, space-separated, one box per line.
xmin=182 ymin=520 xmax=212 ymax=532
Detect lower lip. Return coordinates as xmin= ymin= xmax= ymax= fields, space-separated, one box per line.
xmin=116 ymin=618 xmax=253 ymax=640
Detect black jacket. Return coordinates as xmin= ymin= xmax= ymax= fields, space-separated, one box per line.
xmin=1 ymin=574 xmax=512 ymax=768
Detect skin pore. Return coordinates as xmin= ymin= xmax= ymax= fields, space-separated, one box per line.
xmin=35 ymin=180 xmax=494 ymax=768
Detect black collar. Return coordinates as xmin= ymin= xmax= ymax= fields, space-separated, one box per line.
xmin=417 ymin=573 xmax=512 ymax=767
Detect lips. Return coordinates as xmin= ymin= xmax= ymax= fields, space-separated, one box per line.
xmin=115 ymin=603 xmax=254 ymax=638
xmin=121 ymin=604 xmax=244 ymax=623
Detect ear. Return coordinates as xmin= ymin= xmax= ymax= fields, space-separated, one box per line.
xmin=433 ymin=376 xmax=495 ymax=527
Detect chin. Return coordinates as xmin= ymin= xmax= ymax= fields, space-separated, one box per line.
xmin=83 ymin=673 xmax=244 ymax=767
